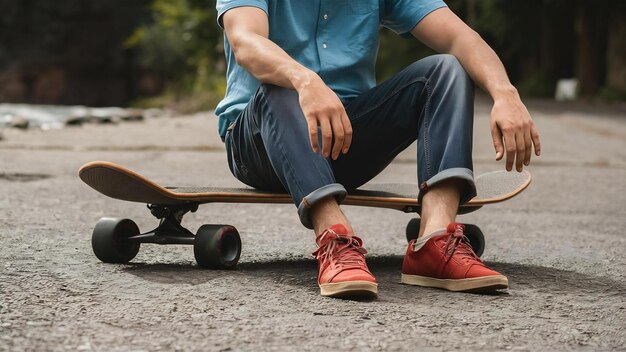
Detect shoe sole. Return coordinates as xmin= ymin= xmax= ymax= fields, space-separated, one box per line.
xmin=319 ymin=281 xmax=378 ymax=298
xmin=400 ymin=274 xmax=508 ymax=292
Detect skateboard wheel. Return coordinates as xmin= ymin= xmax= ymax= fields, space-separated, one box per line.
xmin=463 ymin=224 xmax=485 ymax=258
xmin=405 ymin=219 xmax=485 ymax=257
xmin=405 ymin=218 xmax=421 ymax=242
xmin=194 ymin=225 xmax=241 ymax=269
xmin=91 ymin=218 xmax=140 ymax=264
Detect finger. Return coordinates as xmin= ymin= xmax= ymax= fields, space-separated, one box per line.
xmin=504 ymin=132 xmax=516 ymax=171
xmin=307 ymin=117 xmax=319 ymax=153
xmin=491 ymin=122 xmax=504 ymax=161
xmin=531 ymin=123 xmax=541 ymax=156
xmin=329 ymin=115 xmax=344 ymax=160
xmin=341 ymin=111 xmax=352 ymax=154
xmin=524 ymin=126 xmax=532 ymax=166
xmin=515 ymin=131 xmax=525 ymax=172
xmin=319 ymin=118 xmax=332 ymax=158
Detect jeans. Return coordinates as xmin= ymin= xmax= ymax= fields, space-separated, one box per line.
xmin=224 ymin=54 xmax=476 ymax=229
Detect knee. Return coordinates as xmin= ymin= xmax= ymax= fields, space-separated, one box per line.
xmin=411 ymin=54 xmax=469 ymax=82
xmin=431 ymin=54 xmax=461 ymax=68
xmin=431 ymin=54 xmax=469 ymax=82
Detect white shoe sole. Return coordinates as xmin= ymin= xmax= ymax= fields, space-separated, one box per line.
xmin=319 ymin=281 xmax=378 ymax=298
xmin=400 ymin=274 xmax=508 ymax=292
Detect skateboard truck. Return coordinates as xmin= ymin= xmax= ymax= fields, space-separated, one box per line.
xmin=122 ymin=203 xmax=199 ymax=245
xmin=90 ymin=202 xmax=241 ymax=269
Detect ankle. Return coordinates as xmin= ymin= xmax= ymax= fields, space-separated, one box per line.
xmin=418 ymin=179 xmax=462 ymax=237
xmin=310 ymin=198 xmax=353 ymax=235
xmin=319 ymin=223 xmax=351 ymax=237
xmin=419 ymin=226 xmax=447 ymax=239
xmin=419 ymin=220 xmax=453 ymax=238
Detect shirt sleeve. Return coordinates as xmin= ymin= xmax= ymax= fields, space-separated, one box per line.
xmin=216 ymin=0 xmax=268 ymax=28
xmin=381 ymin=0 xmax=447 ymax=38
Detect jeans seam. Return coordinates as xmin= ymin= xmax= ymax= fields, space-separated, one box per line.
xmin=259 ymin=90 xmax=306 ymax=198
xmin=349 ymin=77 xmax=429 ymax=122
xmin=423 ymin=79 xmax=432 ymax=178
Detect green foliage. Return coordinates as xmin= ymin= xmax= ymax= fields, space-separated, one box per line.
xmin=132 ymin=87 xmax=224 ymax=114
xmin=127 ymin=0 xmax=224 ymax=101
xmin=516 ymin=70 xmax=556 ymax=98
xmin=597 ymin=86 xmax=626 ymax=102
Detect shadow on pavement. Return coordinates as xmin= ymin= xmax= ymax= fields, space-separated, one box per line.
xmin=121 ymin=256 xmax=625 ymax=299
xmin=121 ymin=262 xmax=236 ymax=285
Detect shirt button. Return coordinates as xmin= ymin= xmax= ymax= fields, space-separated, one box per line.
xmin=323 ymin=14 xmax=328 ymax=20
xmin=322 ymin=43 xmax=327 ymax=49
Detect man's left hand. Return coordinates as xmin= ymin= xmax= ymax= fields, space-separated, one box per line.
xmin=490 ymin=92 xmax=541 ymax=172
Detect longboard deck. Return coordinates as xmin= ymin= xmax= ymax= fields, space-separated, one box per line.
xmin=79 ymin=161 xmax=531 ymax=212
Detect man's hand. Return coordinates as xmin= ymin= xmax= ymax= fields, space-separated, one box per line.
xmin=411 ymin=8 xmax=542 ymax=172
xmin=296 ymin=74 xmax=352 ymax=160
xmin=223 ymin=7 xmax=351 ymax=160
xmin=490 ymin=91 xmax=541 ymax=172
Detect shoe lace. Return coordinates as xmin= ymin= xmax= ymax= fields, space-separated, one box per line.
xmin=312 ymin=230 xmax=367 ymax=270
xmin=443 ymin=224 xmax=481 ymax=263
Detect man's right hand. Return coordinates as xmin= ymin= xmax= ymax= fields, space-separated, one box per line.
xmin=224 ymin=7 xmax=351 ymax=160
xmin=296 ymin=73 xmax=352 ymax=160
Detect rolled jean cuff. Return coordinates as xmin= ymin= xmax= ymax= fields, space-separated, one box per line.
xmin=419 ymin=167 xmax=476 ymax=204
xmin=297 ymin=183 xmax=348 ymax=229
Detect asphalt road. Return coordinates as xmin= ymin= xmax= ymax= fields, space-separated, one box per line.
xmin=1 ymin=98 xmax=625 ymax=351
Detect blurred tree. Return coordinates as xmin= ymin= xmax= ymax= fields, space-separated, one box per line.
xmin=1 ymin=0 xmax=624 ymax=107
xmin=377 ymin=0 xmax=624 ymax=99
xmin=467 ymin=0 xmax=577 ymax=97
xmin=377 ymin=0 xmax=575 ymax=97
xmin=604 ymin=4 xmax=626 ymax=100
xmin=575 ymin=0 xmax=609 ymax=97
xmin=126 ymin=0 xmax=225 ymax=106
xmin=0 ymin=0 xmax=151 ymax=105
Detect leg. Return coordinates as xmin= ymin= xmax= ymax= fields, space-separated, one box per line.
xmin=225 ymin=84 xmax=348 ymax=230
xmin=419 ymin=178 xmax=463 ymax=237
xmin=325 ymin=55 xmax=505 ymax=292
xmin=310 ymin=197 xmax=354 ymax=235
xmin=414 ymin=55 xmax=475 ymax=237
xmin=225 ymin=84 xmax=376 ymax=298
xmin=333 ymin=54 xmax=476 ymax=210
xmin=388 ymin=59 xmax=508 ymax=292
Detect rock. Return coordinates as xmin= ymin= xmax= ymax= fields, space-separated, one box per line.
xmin=63 ymin=106 xmax=91 ymax=126
xmin=0 ymin=114 xmax=30 ymax=129
xmin=119 ymin=108 xmax=144 ymax=121
xmin=88 ymin=107 xmax=126 ymax=123
xmin=64 ymin=115 xmax=86 ymax=126
xmin=144 ymin=108 xmax=165 ymax=119
xmin=0 ymin=104 xmax=148 ymax=129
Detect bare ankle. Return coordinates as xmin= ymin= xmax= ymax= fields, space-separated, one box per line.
xmin=418 ymin=179 xmax=463 ymax=238
xmin=310 ymin=197 xmax=354 ymax=236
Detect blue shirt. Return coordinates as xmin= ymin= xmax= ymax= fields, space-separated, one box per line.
xmin=215 ymin=0 xmax=447 ymax=139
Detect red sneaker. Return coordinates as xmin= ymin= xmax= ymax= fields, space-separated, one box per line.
xmin=401 ymin=223 xmax=508 ymax=292
xmin=312 ymin=224 xmax=378 ymax=298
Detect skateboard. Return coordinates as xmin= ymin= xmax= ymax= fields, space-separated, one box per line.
xmin=79 ymin=161 xmax=531 ymax=268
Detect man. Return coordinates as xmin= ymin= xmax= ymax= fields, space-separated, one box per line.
xmin=215 ymin=0 xmax=541 ymax=299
